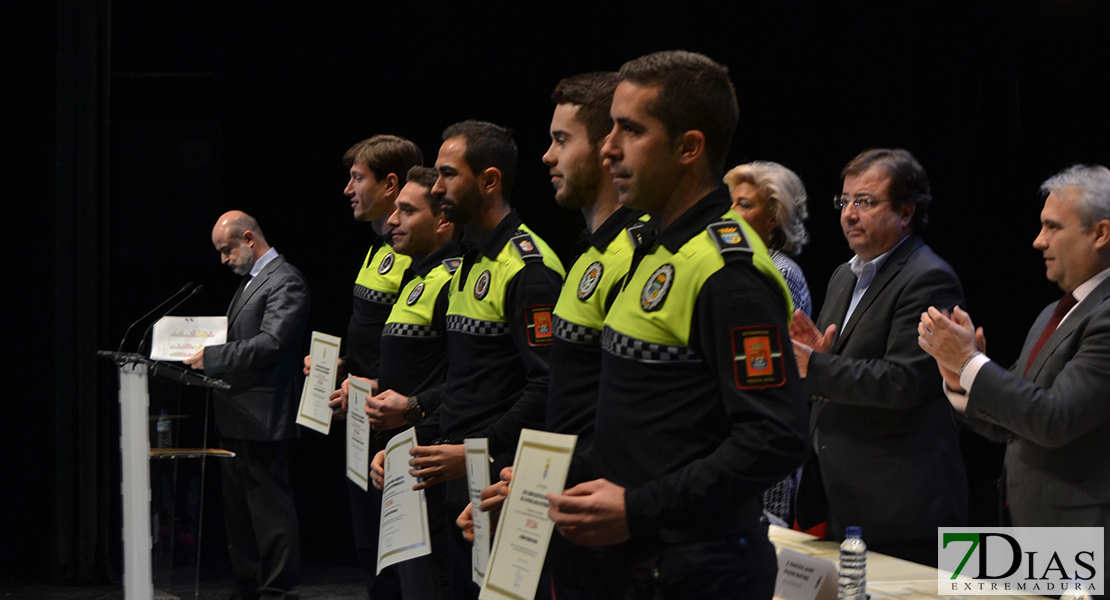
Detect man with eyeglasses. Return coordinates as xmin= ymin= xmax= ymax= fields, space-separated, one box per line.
xmin=788 ymin=148 xmax=968 ymax=566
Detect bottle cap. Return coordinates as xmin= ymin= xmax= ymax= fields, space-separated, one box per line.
xmin=845 ymin=526 xmax=862 ymax=538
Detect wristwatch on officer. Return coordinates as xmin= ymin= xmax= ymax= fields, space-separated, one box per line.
xmin=403 ymin=395 xmax=425 ymax=424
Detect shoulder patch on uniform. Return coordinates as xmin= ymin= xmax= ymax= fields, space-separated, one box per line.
xmin=441 ymin=258 xmax=462 ymax=274
xmin=626 ymin=221 xmax=654 ymax=248
xmin=525 ymin=304 xmax=555 ymax=346
xmin=406 ymin=282 xmax=425 ymax=305
xmin=377 ymin=252 xmax=396 ymax=274
xmin=511 ymin=232 xmax=544 ymax=261
xmin=706 ymin=221 xmax=754 ymax=261
xmin=640 ymin=264 xmax=674 ymax=312
xmin=731 ymin=325 xmax=786 ymax=390
xmin=577 ymin=261 xmax=604 ymax=301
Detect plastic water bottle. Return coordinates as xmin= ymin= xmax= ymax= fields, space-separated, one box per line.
xmin=838 ymin=525 xmax=866 ymax=600
xmin=156 ymin=410 xmax=172 ymax=448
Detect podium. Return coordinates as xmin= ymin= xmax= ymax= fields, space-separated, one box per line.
xmin=99 ymin=351 xmax=232 ymax=600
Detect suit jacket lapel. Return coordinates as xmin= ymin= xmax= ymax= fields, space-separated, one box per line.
xmin=819 ymin=265 xmax=855 ymax=349
xmin=227 ymin=277 xmax=249 ymax=318
xmin=228 ymin=254 xmax=285 ymax=325
xmin=832 ymin=236 xmax=922 ymax=353
xmin=1014 ymin=304 xmax=1054 ymax=376
xmin=1024 ymin=276 xmax=1110 ymax=380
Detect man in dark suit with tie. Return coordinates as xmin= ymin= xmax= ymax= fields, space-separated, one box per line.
xmin=789 ymin=149 xmax=967 ymax=565
xmin=185 ymin=210 xmax=310 ymax=600
xmin=920 ymin=164 xmax=1110 ymax=581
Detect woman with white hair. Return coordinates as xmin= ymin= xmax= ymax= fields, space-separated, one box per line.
xmin=724 ymin=160 xmax=812 ymax=526
xmin=724 ymin=160 xmax=812 ymax=317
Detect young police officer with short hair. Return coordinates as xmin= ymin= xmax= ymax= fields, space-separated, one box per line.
xmin=328 ymin=135 xmax=423 ymax=598
xmin=547 ymin=51 xmax=808 ymax=600
xmin=366 ymin=166 xmax=463 ymax=600
xmin=374 ymin=121 xmax=565 ymax=598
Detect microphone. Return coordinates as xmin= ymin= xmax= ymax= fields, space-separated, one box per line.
xmin=117 ymin=282 xmax=195 ymax=352
xmin=137 ymin=284 xmax=205 ymax=357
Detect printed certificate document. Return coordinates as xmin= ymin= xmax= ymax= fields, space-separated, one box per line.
xmin=465 ymin=438 xmax=492 ymax=585
xmin=295 ymin=331 xmax=341 ymax=435
xmin=377 ymin=427 xmax=433 ymax=573
xmin=481 ymin=429 xmax=576 ymax=600
xmin=150 ymin=316 xmax=227 ymax=361
xmin=346 ymin=376 xmax=373 ymax=491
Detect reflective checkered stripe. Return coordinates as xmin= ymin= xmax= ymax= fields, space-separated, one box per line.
xmin=602 ymin=326 xmax=699 ymax=363
xmin=446 ymin=315 xmax=510 ymax=336
xmin=553 ymin=315 xmax=601 ymax=346
xmin=353 ymin=284 xmax=399 ymax=305
xmin=382 ymin=322 xmax=439 ymax=338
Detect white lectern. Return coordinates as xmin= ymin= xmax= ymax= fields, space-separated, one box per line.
xmin=99 ymin=351 xmax=231 ymax=600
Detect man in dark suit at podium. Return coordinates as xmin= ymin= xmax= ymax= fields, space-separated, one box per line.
xmin=185 ymin=210 xmax=310 ymax=600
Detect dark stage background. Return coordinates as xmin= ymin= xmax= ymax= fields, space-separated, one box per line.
xmin=7 ymin=0 xmax=1110 ymax=588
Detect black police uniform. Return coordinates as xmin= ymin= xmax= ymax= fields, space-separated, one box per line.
xmin=413 ymin=212 xmax=564 ymax=599
xmin=589 ymin=187 xmax=809 ymax=599
xmin=376 ymin=243 xmax=463 ymax=600
xmin=345 ymin=235 xmax=411 ymax=597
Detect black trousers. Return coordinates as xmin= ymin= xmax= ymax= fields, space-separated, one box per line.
xmin=394 ymin=479 xmax=453 ymax=599
xmin=220 ymin=438 xmax=301 ymax=600
xmin=444 ymin=478 xmax=480 ymax=600
xmin=619 ymin=522 xmax=778 ymax=600
xmin=347 ymin=477 xmax=401 ymax=598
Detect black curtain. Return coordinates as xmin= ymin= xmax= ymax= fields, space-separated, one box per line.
xmin=52 ymin=0 xmax=114 ymax=584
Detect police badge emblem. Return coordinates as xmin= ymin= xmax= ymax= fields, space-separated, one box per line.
xmin=731 ymin=326 xmax=785 ymax=389
xmin=474 ymin=270 xmax=492 ymax=300
xmin=526 ymin=305 xmax=555 ymax=346
xmin=577 ymin=261 xmax=603 ymax=301
xmin=640 ymin=264 xmax=674 ymax=311
xmin=378 ymin=252 xmax=395 ymax=274
xmin=517 ymin=238 xmax=535 ymax=253
xmin=442 ymin=258 xmax=461 ymax=274
xmin=406 ymin=282 xmax=425 ymax=305
xmin=706 ymin=221 xmax=753 ymax=257
xmin=717 ymin=226 xmax=742 ymax=245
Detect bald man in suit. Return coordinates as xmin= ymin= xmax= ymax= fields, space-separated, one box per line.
xmin=186 ymin=210 xmax=310 ymax=600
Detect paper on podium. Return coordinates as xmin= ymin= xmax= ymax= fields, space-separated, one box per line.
xmin=150 ymin=316 xmax=227 ymax=361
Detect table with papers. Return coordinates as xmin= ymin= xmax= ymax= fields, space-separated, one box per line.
xmin=769 ymin=525 xmax=1052 ymax=600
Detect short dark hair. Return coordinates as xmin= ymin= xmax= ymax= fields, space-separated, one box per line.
xmin=842 ymin=148 xmax=932 ymax=232
xmin=405 ymin=166 xmax=442 ymax=214
xmin=441 ymin=120 xmax=518 ymax=196
xmin=617 ymin=50 xmax=739 ymax=174
xmin=342 ymin=135 xmax=424 ymax=185
xmin=551 ymin=72 xmax=620 ymax=145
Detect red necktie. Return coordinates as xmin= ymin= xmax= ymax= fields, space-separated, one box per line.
xmin=1024 ymin=293 xmax=1078 ymax=376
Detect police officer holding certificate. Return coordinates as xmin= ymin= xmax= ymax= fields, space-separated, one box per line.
xmin=547 ymin=51 xmax=808 ymax=600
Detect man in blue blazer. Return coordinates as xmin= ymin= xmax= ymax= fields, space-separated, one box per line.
xmin=790 ymin=149 xmax=967 ymax=566
xmin=920 ymin=164 xmax=1110 ymax=584
xmin=185 ymin=210 xmax=310 ymax=600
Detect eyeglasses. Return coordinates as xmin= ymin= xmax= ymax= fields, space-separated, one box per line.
xmin=833 ymin=195 xmax=889 ymax=211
